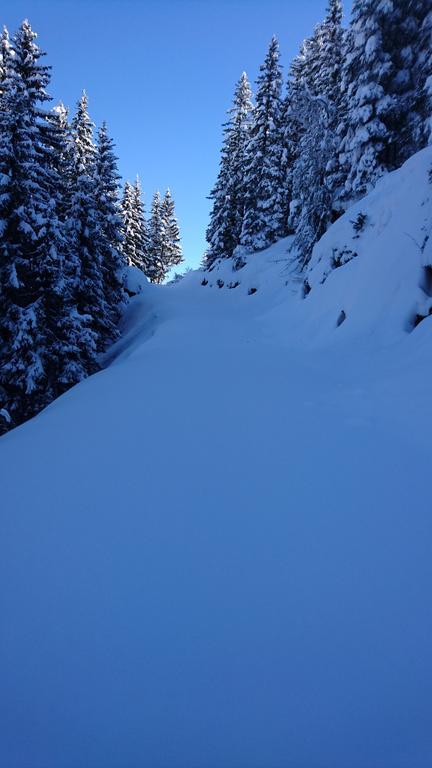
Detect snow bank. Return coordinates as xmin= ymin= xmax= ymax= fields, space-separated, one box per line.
xmin=303 ymin=146 xmax=432 ymax=343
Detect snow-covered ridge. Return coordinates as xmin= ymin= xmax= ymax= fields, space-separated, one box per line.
xmin=189 ymin=146 xmax=432 ymax=348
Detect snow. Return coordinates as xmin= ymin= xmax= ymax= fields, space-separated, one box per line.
xmin=125 ymin=264 xmax=148 ymax=294
xmin=1 ymin=149 xmax=432 ymax=768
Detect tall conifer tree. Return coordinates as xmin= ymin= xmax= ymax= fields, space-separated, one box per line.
xmin=239 ymin=37 xmax=284 ymax=252
xmin=206 ymin=72 xmax=254 ymax=266
xmin=337 ymin=0 xmax=402 ymax=201
xmin=291 ymin=1 xmax=345 ymax=263
xmin=95 ymin=122 xmax=126 ymax=328
xmin=161 ymin=189 xmax=183 ymax=272
xmin=148 ymin=191 xmax=165 ymax=283
xmin=69 ymin=91 xmax=113 ymax=350
xmin=121 ymin=178 xmax=151 ymax=276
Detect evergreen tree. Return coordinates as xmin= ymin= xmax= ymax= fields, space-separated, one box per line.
xmin=337 ymin=0 xmax=407 ymax=202
xmin=121 ymin=181 xmax=138 ymax=266
xmin=292 ymin=89 xmax=336 ymax=266
xmin=290 ymin=1 xmax=345 ymax=263
xmin=50 ymin=103 xmax=74 ymax=222
xmin=132 ymin=178 xmax=151 ymax=275
xmin=0 ymin=26 xmax=12 ymax=95
xmin=148 ymin=191 xmax=165 ymax=283
xmin=412 ymin=1 xmax=432 ymax=148
xmin=68 ymin=91 xmax=113 ymax=351
xmin=273 ymin=90 xmax=293 ymax=239
xmin=205 ymin=72 xmax=254 ymax=266
xmin=284 ymin=41 xmax=312 ymax=234
xmin=161 ymin=189 xmax=183 ymax=272
xmin=45 ymin=101 xmax=99 ymax=391
xmin=239 ymin=37 xmax=284 ymax=252
xmin=121 ymin=177 xmax=151 ymax=275
xmin=318 ymin=0 xmax=345 ymax=197
xmin=95 ymin=122 xmax=127 ymax=328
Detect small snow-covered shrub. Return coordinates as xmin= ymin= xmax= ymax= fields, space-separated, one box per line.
xmin=351 ymin=212 xmax=367 ymax=238
xmin=332 ymin=246 xmax=358 ymax=270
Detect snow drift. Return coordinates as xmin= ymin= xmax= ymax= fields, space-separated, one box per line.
xmin=1 ymin=149 xmax=432 ymax=768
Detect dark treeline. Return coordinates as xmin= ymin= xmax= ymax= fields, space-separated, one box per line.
xmin=0 ymin=21 xmax=182 ymax=433
xmin=205 ymin=0 xmax=432 ymax=269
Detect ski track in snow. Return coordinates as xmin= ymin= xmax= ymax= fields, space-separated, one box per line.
xmin=1 ymin=150 xmax=432 ymax=768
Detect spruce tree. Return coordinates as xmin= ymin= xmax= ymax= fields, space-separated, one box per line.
xmin=284 ymin=41 xmax=312 ymax=234
xmin=317 ymin=0 xmax=345 ymax=197
xmin=0 ymin=26 xmax=12 ymax=95
xmin=161 ymin=189 xmax=183 ymax=273
xmin=337 ymin=0 xmax=402 ymax=201
xmin=45 ymin=100 xmax=100 ymax=391
xmin=412 ymin=1 xmax=432 ymax=149
xmin=291 ymin=1 xmax=345 ymax=264
xmin=132 ymin=178 xmax=151 ymax=275
xmin=50 ymin=103 xmax=74 ymax=222
xmin=121 ymin=177 xmax=151 ymax=275
xmin=68 ymin=91 xmax=113 ymax=351
xmin=122 ymin=181 xmax=138 ymax=266
xmin=206 ymin=72 xmax=254 ymax=266
xmin=239 ymin=37 xmax=284 ymax=252
xmin=148 ymin=191 xmax=165 ymax=283
xmin=95 ymin=122 xmax=127 ymax=328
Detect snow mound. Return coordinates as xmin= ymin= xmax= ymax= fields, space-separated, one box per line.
xmin=303 ymin=146 xmax=432 ymax=343
xmin=1 ymin=149 xmax=432 ymax=768
xmin=125 ymin=264 xmax=149 ymax=295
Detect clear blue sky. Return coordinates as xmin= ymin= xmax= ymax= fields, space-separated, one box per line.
xmin=2 ymin=0 xmax=352 ymax=269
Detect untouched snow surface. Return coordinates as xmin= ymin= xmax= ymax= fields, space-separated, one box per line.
xmin=1 ymin=149 xmax=432 ymax=768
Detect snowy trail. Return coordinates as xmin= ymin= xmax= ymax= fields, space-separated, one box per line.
xmin=1 ymin=268 xmax=432 ymax=768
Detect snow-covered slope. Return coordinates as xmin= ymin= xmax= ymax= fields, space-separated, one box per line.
xmin=1 ymin=149 xmax=432 ymax=768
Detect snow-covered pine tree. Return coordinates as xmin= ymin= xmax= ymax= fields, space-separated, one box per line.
xmin=148 ymin=190 xmax=166 ymax=283
xmin=205 ymin=72 xmax=254 ymax=267
xmin=291 ymin=1 xmax=345 ymax=264
xmin=283 ymin=40 xmax=312 ymax=234
xmin=161 ymin=189 xmax=183 ymax=274
xmin=132 ymin=178 xmax=151 ymax=276
xmin=0 ymin=26 xmax=12 ymax=95
xmin=272 ymin=90 xmax=293 ymax=239
xmin=411 ymin=1 xmax=432 ymax=148
xmin=337 ymin=0 xmax=403 ymax=202
xmin=68 ymin=91 xmax=113 ymax=352
xmin=50 ymin=103 xmax=74 ymax=222
xmin=95 ymin=122 xmax=127 ymax=329
xmin=317 ymin=0 xmax=345 ymax=198
xmin=292 ymin=89 xmax=336 ymax=267
xmin=121 ymin=177 xmax=151 ymax=275
xmin=43 ymin=99 xmax=100 ymax=392
xmin=121 ymin=181 xmax=138 ymax=266
xmin=0 ymin=20 xmax=70 ymax=422
xmin=378 ymin=0 xmax=430 ymax=167
xmin=239 ymin=37 xmax=284 ymax=252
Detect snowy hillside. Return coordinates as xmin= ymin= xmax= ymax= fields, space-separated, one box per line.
xmin=1 ymin=149 xmax=432 ymax=768
xmin=200 ymin=147 xmax=432 ymax=345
